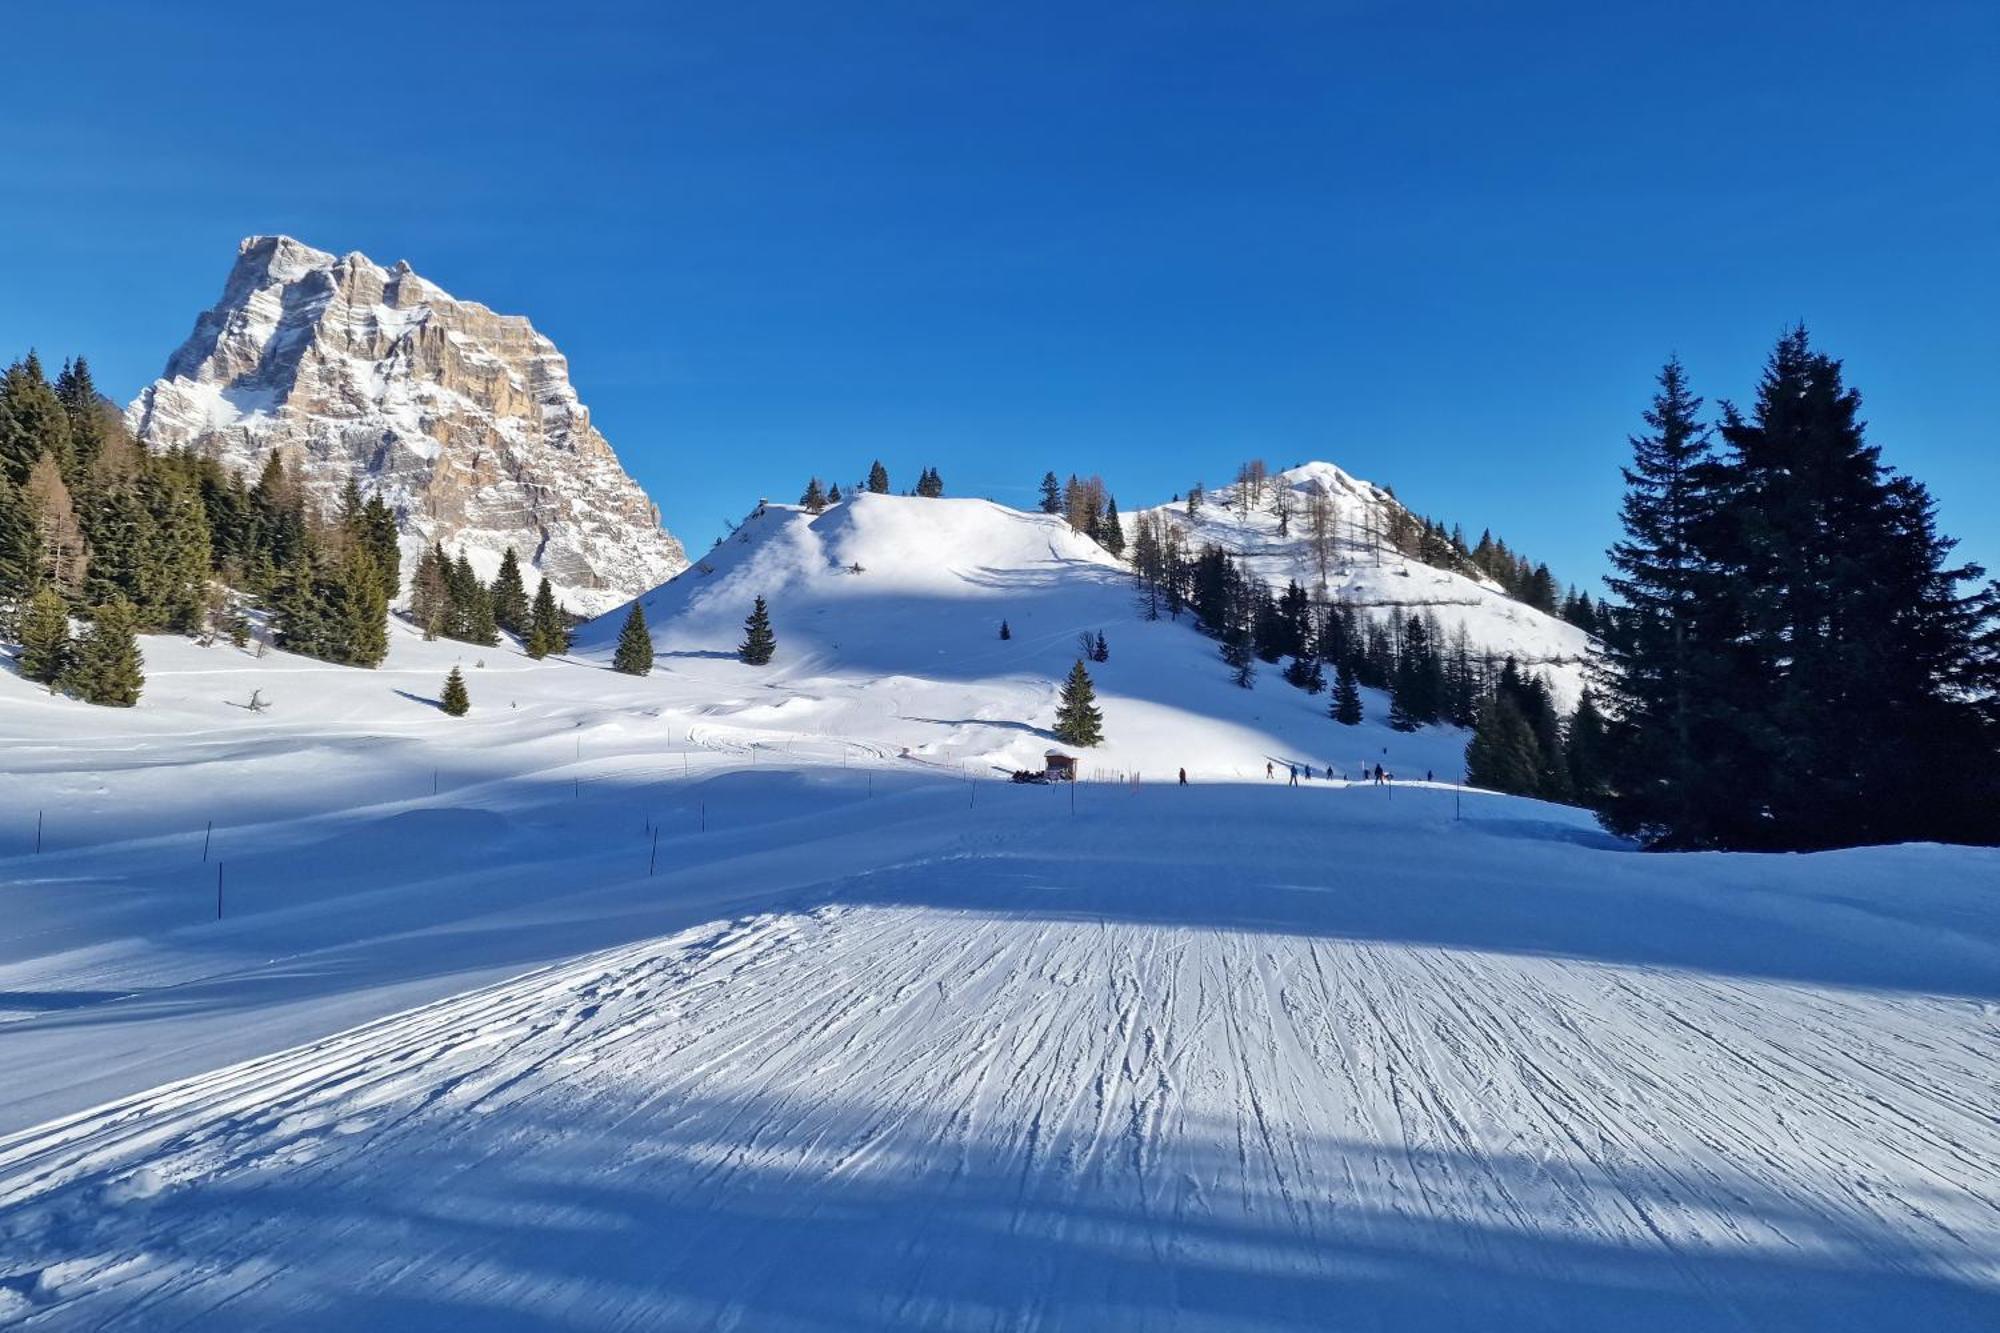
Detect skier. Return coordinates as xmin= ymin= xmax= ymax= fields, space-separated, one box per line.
xmin=1374 ymin=763 xmax=1385 ymax=784
xmin=1288 ymin=765 xmax=1298 ymax=786
xmin=1178 ymin=767 xmax=1188 ymax=786
xmin=1266 ymin=761 xmax=1274 ymax=779
xmin=1426 ymin=769 xmax=1433 ymax=783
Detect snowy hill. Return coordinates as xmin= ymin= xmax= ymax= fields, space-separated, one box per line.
xmin=1130 ymin=462 xmax=1593 ymax=704
xmin=578 ymin=491 xmax=1467 ymax=782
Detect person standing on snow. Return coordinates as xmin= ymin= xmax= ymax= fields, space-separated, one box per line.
xmin=1288 ymin=765 xmax=1299 ymax=786
xmin=1266 ymin=761 xmax=1274 ymax=779
xmin=1178 ymin=767 xmax=1188 ymax=786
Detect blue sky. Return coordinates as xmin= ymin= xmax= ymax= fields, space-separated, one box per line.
xmin=3 ymin=1 xmax=1994 ymax=590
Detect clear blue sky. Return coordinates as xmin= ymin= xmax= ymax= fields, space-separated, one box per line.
xmin=4 ymin=1 xmax=1995 ymax=590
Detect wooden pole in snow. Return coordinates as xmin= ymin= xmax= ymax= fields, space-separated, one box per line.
xmin=203 ymin=820 xmax=212 ymax=862
xmin=35 ymin=809 xmax=42 ymax=854
xmin=650 ymin=827 xmax=659 ymax=877
xmin=216 ymin=863 xmax=223 ymax=920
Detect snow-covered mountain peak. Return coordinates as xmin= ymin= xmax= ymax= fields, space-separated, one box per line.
xmin=129 ymin=235 xmax=686 ymax=614
xmin=1136 ymin=459 xmax=1591 ymax=701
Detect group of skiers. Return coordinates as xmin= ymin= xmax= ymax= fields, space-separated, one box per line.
xmin=1163 ymin=762 xmax=1437 ymax=786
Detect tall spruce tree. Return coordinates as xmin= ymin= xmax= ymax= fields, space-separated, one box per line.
xmin=1465 ymin=691 xmax=1542 ymax=796
xmin=1595 ymin=355 xmax=1718 ymax=845
xmin=526 ymin=578 xmax=567 ymax=659
xmin=1052 ymin=659 xmax=1104 ymax=746
xmin=613 ymin=601 xmax=654 ymax=675
xmin=70 ymin=597 xmax=144 ymax=706
xmin=738 ymin=595 xmax=776 ymax=665
xmin=1330 ymin=661 xmax=1363 ymax=725
xmin=1700 ymin=327 xmax=1998 ymax=848
xmin=1038 ymin=471 xmax=1062 ymax=514
xmin=491 ymin=547 xmax=529 ymax=636
xmin=868 ymin=461 xmax=891 ymax=494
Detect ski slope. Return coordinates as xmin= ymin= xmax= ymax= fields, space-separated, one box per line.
xmin=1 ymin=493 xmax=1997 ymax=1329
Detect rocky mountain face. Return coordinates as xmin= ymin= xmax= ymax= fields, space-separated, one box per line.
xmin=127 ymin=235 xmax=686 ymax=614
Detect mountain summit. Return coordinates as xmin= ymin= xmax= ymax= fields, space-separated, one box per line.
xmin=127 ymin=235 xmax=686 ymax=613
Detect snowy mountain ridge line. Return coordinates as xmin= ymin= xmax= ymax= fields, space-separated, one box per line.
xmin=126 ymin=235 xmax=687 ymax=615
xmin=1126 ymin=460 xmax=1593 ymax=703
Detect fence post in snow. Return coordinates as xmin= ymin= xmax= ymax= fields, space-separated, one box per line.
xmin=203 ymin=819 xmax=212 ymax=863
xmin=650 ymin=827 xmax=659 ymax=877
xmin=700 ymin=801 xmax=706 ymax=833
xmin=35 ymin=809 xmax=42 ymax=854
xmin=215 ymin=863 xmax=223 ymax=921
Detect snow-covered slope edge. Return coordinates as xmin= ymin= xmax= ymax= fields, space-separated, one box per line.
xmin=127 ymin=235 xmax=687 ymax=614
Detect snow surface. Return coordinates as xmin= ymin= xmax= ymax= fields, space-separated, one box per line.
xmin=1130 ymin=464 xmax=1595 ymax=706
xmin=2 ymin=493 xmax=1997 ymax=1329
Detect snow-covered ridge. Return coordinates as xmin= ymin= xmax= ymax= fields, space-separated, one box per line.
xmin=127 ymin=235 xmax=687 ymax=614
xmin=1129 ymin=462 xmax=1593 ymax=704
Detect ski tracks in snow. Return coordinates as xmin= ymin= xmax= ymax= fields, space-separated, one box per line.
xmin=2 ymin=892 xmax=1997 ymax=1329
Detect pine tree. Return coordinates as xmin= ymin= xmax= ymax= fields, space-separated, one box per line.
xmin=70 ymin=597 xmax=144 ymax=706
xmin=1465 ymin=691 xmax=1542 ymax=796
xmin=1038 ymin=471 xmax=1062 ymax=514
xmin=410 ymin=544 xmax=450 ymax=639
xmin=17 ymin=586 xmax=70 ymax=689
xmin=800 ymin=477 xmax=827 ymax=513
xmin=613 ymin=601 xmax=654 ymax=675
xmin=869 ymin=461 xmax=891 ymax=495
xmin=1595 ymin=356 xmax=1720 ymax=844
xmin=1097 ymin=496 xmax=1126 ymax=557
xmin=827 ymin=482 xmax=841 ymax=503
xmin=1091 ymin=630 xmax=1108 ymax=662
xmin=0 ymin=471 xmax=36 ymax=616
xmin=1566 ymin=689 xmax=1610 ymax=804
xmin=1221 ymin=629 xmax=1255 ymax=688
xmin=1695 ymin=327 xmax=1999 ymax=848
xmin=1052 ymin=659 xmax=1104 ymax=746
xmin=491 ymin=547 xmax=530 ymax=636
xmin=526 ymin=578 xmax=567 ymax=659
xmin=738 ymin=595 xmax=776 ymax=665
xmin=998 ymin=619 xmax=1011 ymax=640
xmin=439 ymin=665 xmax=470 ymax=716
xmin=1330 ymin=661 xmax=1363 ymax=725
xmin=330 ymin=547 xmax=389 ymax=667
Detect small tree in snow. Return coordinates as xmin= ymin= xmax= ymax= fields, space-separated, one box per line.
xmin=440 ymin=666 xmax=470 ymax=716
xmin=1052 ymin=659 xmax=1103 ymax=747
xmin=612 ymin=601 xmax=654 ymax=676
xmin=738 ymin=596 xmax=776 ymax=665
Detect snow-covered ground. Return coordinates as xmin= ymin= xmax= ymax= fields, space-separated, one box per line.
xmin=2 ymin=494 xmax=1996 ymax=1329
xmin=1129 ymin=463 xmax=1594 ymax=705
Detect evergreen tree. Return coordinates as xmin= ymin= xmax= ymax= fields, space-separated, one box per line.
xmin=800 ymin=477 xmax=827 ymax=513
xmin=1038 ymin=471 xmax=1062 ymax=514
xmin=1091 ymin=629 xmax=1109 ymax=663
xmin=1595 ymin=355 xmax=1719 ymax=844
xmin=1697 ymin=327 xmax=1998 ymax=848
xmin=1282 ymin=655 xmax=1325 ymax=693
xmin=738 ymin=595 xmax=776 ymax=665
xmin=0 ymin=471 xmax=35 ymax=614
xmin=613 ymin=600 xmax=654 ymax=675
xmin=827 ymin=482 xmax=841 ymax=503
xmin=1330 ymin=661 xmax=1363 ymax=725
xmin=869 ymin=461 xmax=891 ymax=495
xmin=329 ymin=546 xmax=389 ymax=667
xmin=70 ymin=597 xmax=144 ymax=706
xmin=1221 ymin=628 xmax=1255 ymax=688
xmin=1052 ymin=659 xmax=1104 ymax=746
xmin=1566 ymin=689 xmax=1610 ymax=804
xmin=439 ymin=665 xmax=470 ymax=716
xmin=411 ymin=543 xmax=450 ymax=638
xmin=491 ymin=547 xmax=529 ymax=636
xmin=1465 ymin=691 xmax=1543 ymax=796
xmin=998 ymin=619 xmax=1011 ymax=640
xmin=526 ymin=578 xmax=567 ymax=659
xmin=17 ymin=585 xmax=70 ymax=689
xmin=1097 ymin=496 xmax=1126 ymax=557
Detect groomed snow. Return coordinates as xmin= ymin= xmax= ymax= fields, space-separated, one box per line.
xmin=1 ymin=493 xmax=1996 ymax=1329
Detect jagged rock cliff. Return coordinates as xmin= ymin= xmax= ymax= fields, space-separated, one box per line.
xmin=127 ymin=236 xmax=685 ymax=613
